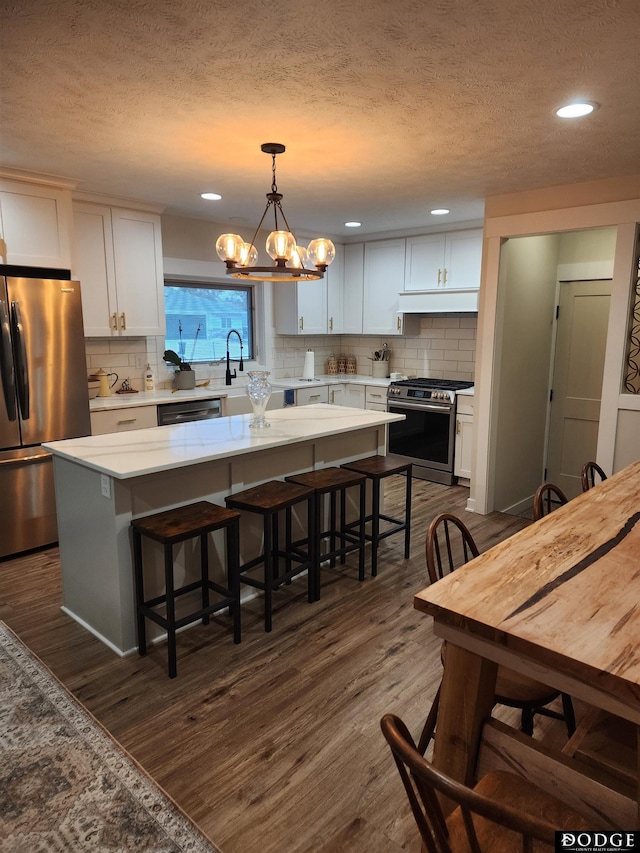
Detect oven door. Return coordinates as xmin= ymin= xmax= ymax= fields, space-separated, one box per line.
xmin=387 ymin=398 xmax=456 ymax=483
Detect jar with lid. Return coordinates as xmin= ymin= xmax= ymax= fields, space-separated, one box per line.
xmin=336 ymin=353 xmax=347 ymax=374
xmin=326 ymin=354 xmax=338 ymax=375
xmin=346 ymin=354 xmax=357 ymax=375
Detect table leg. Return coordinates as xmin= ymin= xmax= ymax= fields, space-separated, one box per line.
xmin=432 ymin=643 xmax=498 ymax=803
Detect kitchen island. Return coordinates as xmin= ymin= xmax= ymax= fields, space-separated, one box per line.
xmin=44 ymin=405 xmax=403 ymax=655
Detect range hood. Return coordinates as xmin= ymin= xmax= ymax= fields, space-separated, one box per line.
xmin=398 ymin=288 xmax=479 ymax=314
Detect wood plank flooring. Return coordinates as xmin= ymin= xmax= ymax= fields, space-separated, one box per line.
xmin=0 ymin=480 xmax=539 ymax=852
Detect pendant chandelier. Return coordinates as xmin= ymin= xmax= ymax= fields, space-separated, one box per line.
xmin=216 ymin=142 xmax=335 ymax=282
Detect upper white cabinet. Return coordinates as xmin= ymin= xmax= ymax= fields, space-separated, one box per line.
xmin=0 ymin=177 xmax=73 ymax=269
xmin=363 ymin=239 xmax=418 ymax=336
xmin=405 ymin=229 xmax=482 ymax=291
xmin=274 ymin=245 xmax=344 ymax=335
xmin=274 ymin=276 xmax=328 ymax=335
xmin=343 ymin=243 xmax=364 ymax=334
xmin=72 ymin=202 xmax=165 ymax=337
xmin=326 ymin=248 xmax=344 ymax=334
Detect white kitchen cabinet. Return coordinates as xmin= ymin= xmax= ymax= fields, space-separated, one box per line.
xmin=365 ymin=385 xmax=388 ymax=411
xmin=405 ymin=229 xmax=482 ymax=291
xmin=454 ymin=394 xmax=474 ymax=481
xmin=343 ymin=384 xmax=366 ymax=408
xmin=326 ymin=248 xmax=344 ymax=334
xmin=363 ymin=239 xmax=419 ymax=336
xmin=363 ymin=239 xmax=405 ymax=335
xmin=342 ymin=243 xmax=364 ymax=334
xmin=0 ymin=177 xmax=73 ymax=268
xmin=296 ymin=384 xmax=329 ymax=406
xmin=274 ymin=276 xmax=328 ymax=335
xmin=90 ymin=405 xmax=158 ymax=435
xmin=72 ymin=202 xmax=165 ymax=337
xmin=328 ymin=383 xmax=346 ymax=405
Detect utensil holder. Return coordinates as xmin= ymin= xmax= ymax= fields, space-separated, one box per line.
xmin=371 ymin=361 xmax=390 ymax=378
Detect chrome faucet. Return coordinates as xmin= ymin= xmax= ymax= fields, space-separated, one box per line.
xmin=225 ymin=329 xmax=244 ymax=385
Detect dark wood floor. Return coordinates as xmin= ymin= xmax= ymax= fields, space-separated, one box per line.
xmin=1 ymin=480 xmax=537 ymax=852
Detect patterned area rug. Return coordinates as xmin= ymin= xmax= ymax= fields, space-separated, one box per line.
xmin=0 ymin=621 xmax=221 ymax=852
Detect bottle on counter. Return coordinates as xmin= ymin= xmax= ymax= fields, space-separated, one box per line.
xmin=144 ymin=363 xmax=155 ymax=391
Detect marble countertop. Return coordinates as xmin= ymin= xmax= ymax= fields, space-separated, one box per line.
xmin=88 ymin=374 xmax=393 ymax=412
xmin=45 ymin=404 xmax=404 ymax=480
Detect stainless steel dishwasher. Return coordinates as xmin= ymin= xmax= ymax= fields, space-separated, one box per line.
xmin=156 ymin=398 xmax=223 ymax=425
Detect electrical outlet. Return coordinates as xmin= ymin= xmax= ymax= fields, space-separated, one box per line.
xmin=135 ymin=355 xmax=146 ymax=369
xmin=100 ymin=474 xmax=111 ymax=499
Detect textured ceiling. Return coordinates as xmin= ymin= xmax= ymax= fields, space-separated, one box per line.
xmin=1 ymin=0 xmax=639 ymax=238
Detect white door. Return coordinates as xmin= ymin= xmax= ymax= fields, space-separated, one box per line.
xmin=546 ymin=280 xmax=611 ymax=499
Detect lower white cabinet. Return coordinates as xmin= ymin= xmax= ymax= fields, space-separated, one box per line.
xmin=328 ymin=384 xmax=346 ymax=404
xmin=297 ymin=385 xmax=329 ymax=406
xmin=365 ymin=385 xmax=388 ymax=411
xmin=454 ymin=395 xmax=474 ymax=480
xmin=343 ymin=385 xmax=365 ymax=408
xmin=90 ymin=406 xmax=158 ymax=435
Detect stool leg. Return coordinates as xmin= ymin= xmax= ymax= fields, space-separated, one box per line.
xmin=263 ymin=514 xmax=273 ymax=632
xmin=330 ymin=490 xmax=337 ymax=567
xmin=404 ymin=468 xmax=412 ymax=559
xmin=358 ymin=481 xmax=366 ymax=582
xmin=313 ymin=493 xmax=322 ymax=601
xmin=339 ymin=487 xmax=347 ymax=565
xmin=371 ymin=478 xmax=380 ymax=577
xmin=201 ymin=532 xmax=210 ymax=625
xmin=285 ymin=506 xmax=292 ymax=584
xmin=227 ymin=519 xmax=241 ymax=645
xmin=132 ymin=529 xmax=147 ymax=656
xmin=164 ymin=543 xmax=177 ymax=679
xmin=306 ymin=495 xmax=316 ymax=604
xmin=272 ymin=511 xmax=280 ymax=584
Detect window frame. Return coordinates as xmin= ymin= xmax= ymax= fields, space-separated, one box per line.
xmin=163 ymin=278 xmax=255 ymax=364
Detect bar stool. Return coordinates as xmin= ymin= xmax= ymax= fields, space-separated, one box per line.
xmin=131 ymin=500 xmax=241 ymax=679
xmin=285 ymin=467 xmax=367 ymax=600
xmin=225 ymin=480 xmax=316 ymax=632
xmin=341 ymin=455 xmax=412 ymax=576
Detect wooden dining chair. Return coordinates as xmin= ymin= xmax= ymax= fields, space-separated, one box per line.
xmin=419 ymin=513 xmax=575 ymax=754
xmin=532 ymin=482 xmax=568 ymax=521
xmin=382 ymin=713 xmax=591 ymax=852
xmin=581 ymin=461 xmax=608 ymax=492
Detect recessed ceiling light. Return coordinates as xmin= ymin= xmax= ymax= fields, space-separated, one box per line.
xmin=555 ymin=102 xmax=597 ymax=118
xmin=201 ymin=192 xmax=222 ymax=200
xmin=430 ymin=208 xmax=450 ymax=215
xmin=345 ymin=221 xmax=362 ymax=228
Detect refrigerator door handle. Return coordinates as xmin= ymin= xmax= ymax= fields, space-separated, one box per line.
xmin=11 ymin=302 xmax=30 ymax=420
xmin=0 ymin=299 xmax=17 ymax=421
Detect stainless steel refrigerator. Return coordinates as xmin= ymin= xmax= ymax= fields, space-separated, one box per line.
xmin=0 ymin=273 xmax=91 ymax=558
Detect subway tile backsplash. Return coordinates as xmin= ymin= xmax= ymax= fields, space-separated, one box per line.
xmin=84 ymin=314 xmax=476 ymax=391
xmin=270 ymin=315 xmax=476 ymax=381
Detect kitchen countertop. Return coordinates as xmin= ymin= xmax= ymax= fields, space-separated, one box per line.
xmin=88 ymin=374 xmax=392 ymax=411
xmin=46 ymin=404 xmax=404 ymax=480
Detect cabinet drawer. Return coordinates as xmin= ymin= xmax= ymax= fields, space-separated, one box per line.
xmin=365 ymin=386 xmax=388 ymax=407
xmin=297 ymin=385 xmax=329 ymax=406
xmin=90 ymin=406 xmax=157 ymax=435
xmin=456 ymin=395 xmax=474 ymax=416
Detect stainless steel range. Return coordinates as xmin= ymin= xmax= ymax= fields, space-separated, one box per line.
xmin=386 ymin=378 xmax=474 ymax=484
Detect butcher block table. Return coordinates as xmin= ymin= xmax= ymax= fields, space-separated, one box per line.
xmin=414 ymin=459 xmax=640 ymax=827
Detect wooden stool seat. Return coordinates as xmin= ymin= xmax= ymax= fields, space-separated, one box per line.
xmin=341 ymin=454 xmax=412 ymax=576
xmin=225 ymin=480 xmax=316 ymax=632
xmin=286 ymin=467 xmax=367 ymax=599
xmin=132 ymin=500 xmax=241 ymax=678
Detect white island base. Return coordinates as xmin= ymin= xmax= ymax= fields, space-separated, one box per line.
xmin=46 ymin=405 xmax=403 ymax=655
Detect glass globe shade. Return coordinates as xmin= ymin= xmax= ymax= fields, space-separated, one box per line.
xmin=216 ymin=233 xmax=243 ymax=263
xmin=288 ymin=245 xmax=309 ymax=269
xmin=238 ymin=242 xmax=258 ymax=267
xmin=307 ymin=238 xmax=335 ymax=269
xmin=266 ymin=230 xmax=296 ymax=261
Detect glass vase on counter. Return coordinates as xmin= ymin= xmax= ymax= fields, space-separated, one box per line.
xmin=246 ymin=371 xmax=272 ymax=429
